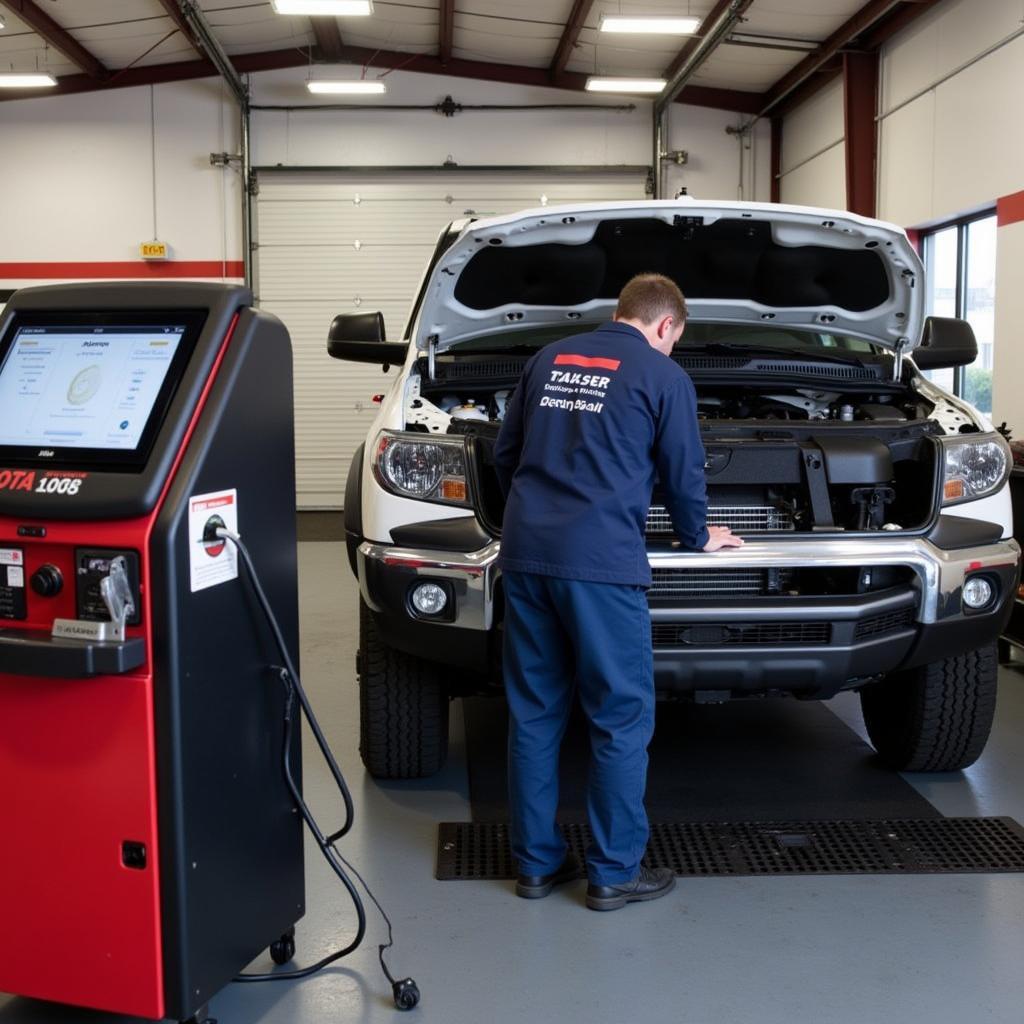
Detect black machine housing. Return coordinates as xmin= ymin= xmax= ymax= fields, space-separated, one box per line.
xmin=0 ymin=283 xmax=303 ymax=1021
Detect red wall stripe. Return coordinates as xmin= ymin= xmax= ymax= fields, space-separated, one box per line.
xmin=0 ymin=260 xmax=244 ymax=279
xmin=997 ymin=190 xmax=1024 ymax=227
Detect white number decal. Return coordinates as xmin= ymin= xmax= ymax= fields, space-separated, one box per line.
xmin=34 ymin=477 xmax=83 ymax=496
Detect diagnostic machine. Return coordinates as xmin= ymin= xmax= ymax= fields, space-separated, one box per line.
xmin=0 ymin=283 xmax=307 ymax=1022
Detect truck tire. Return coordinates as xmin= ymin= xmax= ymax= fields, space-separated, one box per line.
xmin=358 ymin=599 xmax=449 ymax=779
xmin=859 ymin=643 xmax=998 ymax=772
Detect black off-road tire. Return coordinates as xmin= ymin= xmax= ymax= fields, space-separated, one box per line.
xmin=358 ymin=599 xmax=449 ymax=779
xmin=860 ymin=643 xmax=998 ymax=772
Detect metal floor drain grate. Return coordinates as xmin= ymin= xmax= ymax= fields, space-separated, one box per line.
xmin=436 ymin=818 xmax=1024 ymax=880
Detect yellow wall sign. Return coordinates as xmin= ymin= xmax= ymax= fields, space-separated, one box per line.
xmin=140 ymin=241 xmax=169 ymax=260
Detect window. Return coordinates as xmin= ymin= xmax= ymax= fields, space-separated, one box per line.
xmin=921 ymin=212 xmax=997 ymax=416
xmin=963 ymin=217 xmax=997 ymax=414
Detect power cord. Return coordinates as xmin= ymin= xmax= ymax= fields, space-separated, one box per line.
xmin=215 ymin=527 xmax=421 ymax=1012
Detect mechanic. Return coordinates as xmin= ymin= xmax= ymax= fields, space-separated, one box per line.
xmin=493 ymin=272 xmax=743 ymax=912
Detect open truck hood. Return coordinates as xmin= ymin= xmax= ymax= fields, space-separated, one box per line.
xmin=415 ymin=199 xmax=924 ymax=354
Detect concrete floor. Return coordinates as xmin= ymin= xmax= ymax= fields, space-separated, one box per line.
xmin=2 ymin=541 xmax=1023 ymax=1024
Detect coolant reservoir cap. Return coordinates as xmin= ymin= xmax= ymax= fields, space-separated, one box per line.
xmin=452 ymin=401 xmax=489 ymax=421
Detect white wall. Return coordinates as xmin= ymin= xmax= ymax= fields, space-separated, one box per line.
xmin=251 ymin=68 xmax=650 ymax=169
xmin=665 ymin=101 xmax=771 ymax=202
xmin=0 ymin=79 xmax=242 ymax=288
xmin=877 ymin=0 xmax=1024 ymax=226
xmin=250 ymin=66 xmax=770 ymax=203
xmin=779 ymin=76 xmax=846 ymax=210
xmin=0 ymin=66 xmax=770 ymax=293
xmin=777 ymin=0 xmax=1024 ymax=224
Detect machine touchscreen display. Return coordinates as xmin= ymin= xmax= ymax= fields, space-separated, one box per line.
xmin=0 ymin=322 xmax=189 ymax=454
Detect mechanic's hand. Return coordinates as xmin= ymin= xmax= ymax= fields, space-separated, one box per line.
xmin=703 ymin=525 xmax=744 ymax=551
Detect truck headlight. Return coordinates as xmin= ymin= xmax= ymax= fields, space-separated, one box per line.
xmin=941 ymin=434 xmax=1011 ymax=505
xmin=373 ymin=431 xmax=471 ymax=506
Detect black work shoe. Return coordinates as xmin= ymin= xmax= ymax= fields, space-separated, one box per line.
xmin=515 ymin=853 xmax=581 ymax=899
xmin=586 ymin=866 xmax=676 ymax=911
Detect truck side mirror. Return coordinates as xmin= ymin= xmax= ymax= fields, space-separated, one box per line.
xmin=913 ymin=316 xmax=978 ymax=370
xmin=326 ymin=311 xmax=408 ymax=370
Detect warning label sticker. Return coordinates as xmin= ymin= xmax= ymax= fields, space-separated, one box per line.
xmin=0 ymin=547 xmax=25 ymax=620
xmin=188 ymin=488 xmax=239 ymax=593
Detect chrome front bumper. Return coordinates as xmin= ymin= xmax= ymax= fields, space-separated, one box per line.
xmin=358 ymin=535 xmax=1021 ymax=631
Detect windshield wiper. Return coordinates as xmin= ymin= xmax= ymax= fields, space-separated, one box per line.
xmin=681 ymin=342 xmax=870 ymax=366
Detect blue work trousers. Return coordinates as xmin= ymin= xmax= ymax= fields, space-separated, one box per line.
xmin=502 ymin=570 xmax=655 ymax=886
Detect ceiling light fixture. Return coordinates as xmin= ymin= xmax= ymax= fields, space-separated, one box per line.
xmin=0 ymin=14 xmax=6 ymax=30
xmin=585 ymin=77 xmax=666 ymax=94
xmin=0 ymin=73 xmax=57 ymax=88
xmin=599 ymin=15 xmax=701 ymax=34
xmin=307 ymin=79 xmax=387 ymax=94
xmin=271 ymin=0 xmax=373 ymax=15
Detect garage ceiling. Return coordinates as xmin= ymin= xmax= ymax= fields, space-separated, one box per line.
xmin=0 ymin=1 xmax=942 ymax=114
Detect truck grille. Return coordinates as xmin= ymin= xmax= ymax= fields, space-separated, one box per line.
xmin=652 ymin=622 xmax=832 ymax=647
xmin=649 ymin=567 xmax=793 ymax=598
xmin=854 ymin=606 xmax=916 ymax=639
xmin=646 ymin=504 xmax=794 ymax=535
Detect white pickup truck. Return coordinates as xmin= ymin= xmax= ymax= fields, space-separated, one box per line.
xmin=329 ymin=198 xmax=1020 ymax=779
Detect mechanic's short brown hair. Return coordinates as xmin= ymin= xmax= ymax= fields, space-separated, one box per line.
xmin=614 ymin=273 xmax=688 ymax=325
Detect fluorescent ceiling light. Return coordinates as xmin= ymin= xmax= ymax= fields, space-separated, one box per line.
xmin=585 ymin=77 xmax=665 ymax=93
xmin=0 ymin=73 xmax=57 ymax=88
xmin=271 ymin=0 xmax=373 ymax=14
xmin=307 ymin=79 xmax=387 ymax=94
xmin=599 ymin=15 xmax=701 ymax=34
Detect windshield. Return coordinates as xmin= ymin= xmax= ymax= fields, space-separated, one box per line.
xmin=449 ymin=321 xmax=883 ymax=356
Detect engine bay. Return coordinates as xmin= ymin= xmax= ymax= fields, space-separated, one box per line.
xmin=428 ymin=387 xmax=927 ymax=425
xmin=692 ymin=387 xmax=928 ymax=423
xmin=406 ymin=367 xmax=944 ymax=538
xmin=414 ymin=375 xmax=934 ymax=428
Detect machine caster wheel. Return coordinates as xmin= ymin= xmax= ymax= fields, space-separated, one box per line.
xmin=270 ymin=927 xmax=296 ymax=965
xmin=180 ymin=1005 xmax=216 ymax=1024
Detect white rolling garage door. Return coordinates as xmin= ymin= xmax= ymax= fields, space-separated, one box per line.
xmin=255 ymin=169 xmax=650 ymax=509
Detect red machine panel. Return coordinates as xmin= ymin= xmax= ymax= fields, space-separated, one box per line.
xmin=0 ymin=309 xmax=238 ymax=1019
xmin=0 ymin=669 xmax=164 ymax=1018
xmin=0 ymin=511 xmax=163 ymax=1018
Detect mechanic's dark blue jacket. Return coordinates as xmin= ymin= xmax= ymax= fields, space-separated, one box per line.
xmin=494 ymin=320 xmax=709 ymax=587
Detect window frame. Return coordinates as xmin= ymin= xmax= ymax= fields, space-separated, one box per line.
xmin=920 ymin=207 xmax=996 ymax=398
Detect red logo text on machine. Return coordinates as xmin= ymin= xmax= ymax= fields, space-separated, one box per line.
xmin=0 ymin=469 xmax=88 ymax=496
